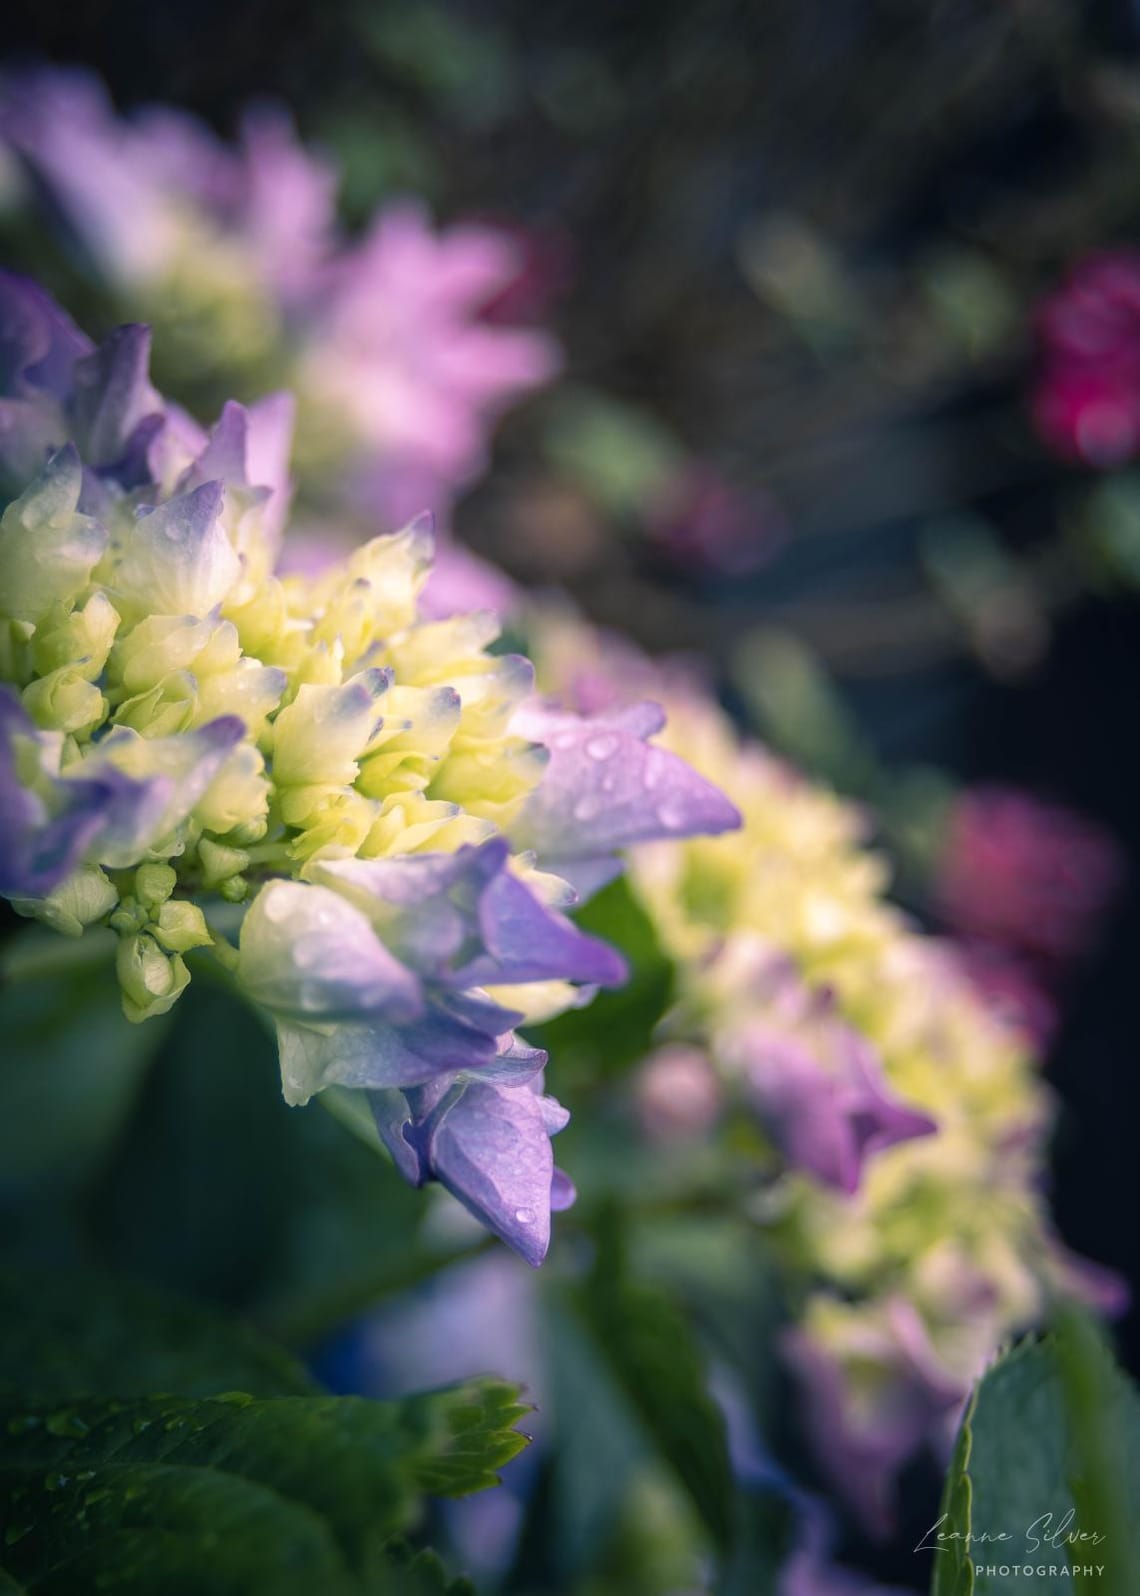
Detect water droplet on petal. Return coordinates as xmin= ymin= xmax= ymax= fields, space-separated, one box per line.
xmin=585 ymin=733 xmax=619 ymax=761
xmin=656 ymin=799 xmax=689 ymax=831
xmin=514 ymin=1207 xmax=535 ymax=1225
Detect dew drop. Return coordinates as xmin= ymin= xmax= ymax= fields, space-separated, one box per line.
xmin=656 ymin=799 xmax=689 ymax=831
xmin=514 ymin=1207 xmax=535 ymax=1225
xmin=263 ymin=891 xmax=290 ymax=924
xmin=585 ymin=733 xmax=619 ymax=762
xmin=573 ymin=795 xmax=600 ymax=822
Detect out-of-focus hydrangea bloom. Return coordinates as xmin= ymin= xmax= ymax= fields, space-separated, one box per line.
xmin=934 ymin=784 xmax=1122 ymax=970
xmin=0 ymin=67 xmax=558 ymax=518
xmin=0 ymin=275 xmax=739 ymax=1264
xmin=1032 ymin=251 xmax=1140 ymax=467
xmin=527 ymin=609 xmax=1123 ymax=1528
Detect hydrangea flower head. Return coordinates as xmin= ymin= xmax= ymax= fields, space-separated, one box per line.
xmin=527 ymin=608 xmax=1123 ymax=1521
xmin=0 ymin=274 xmax=739 ymax=1264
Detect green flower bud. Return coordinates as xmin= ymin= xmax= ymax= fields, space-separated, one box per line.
xmin=0 ymin=447 xmax=107 ymax=625
xmin=11 ymin=866 xmax=119 ymax=938
xmin=135 ymin=863 xmax=178 ymax=911
xmin=116 ymin=932 xmax=191 ymax=1024
xmin=32 ymin=593 xmax=120 ymax=679
xmin=197 ymin=839 xmax=250 ymax=889
xmin=22 ymin=670 xmax=107 ymax=737
xmin=152 ymin=898 xmax=212 ymax=953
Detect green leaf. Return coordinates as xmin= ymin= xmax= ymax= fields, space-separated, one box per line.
xmin=931 ymin=1388 xmax=976 ymax=1596
xmin=0 ymin=1382 xmax=530 ymax=1593
xmin=932 ymin=1317 xmax=1140 ymax=1596
xmin=0 ymin=1268 xmax=314 ymax=1402
xmin=0 ymin=951 xmax=164 ymax=1202
xmin=531 ymin=875 xmax=674 ymax=1087
xmin=81 ymin=981 xmax=458 ymax=1340
xmin=572 ymin=1216 xmax=736 ymax=1556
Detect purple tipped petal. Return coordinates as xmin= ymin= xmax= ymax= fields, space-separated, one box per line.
xmin=0 ymin=687 xmax=153 ymax=899
xmin=734 ymin=1014 xmax=935 ymax=1196
xmin=369 ymin=1087 xmax=430 ymax=1184
xmin=462 ymin=867 xmax=628 ymax=988
xmin=425 ymin=1080 xmax=565 ymax=1267
xmin=114 ymin=480 xmax=239 ymax=617
xmin=0 ymin=269 xmax=91 ymax=397
xmin=239 ymin=881 xmax=424 ymax=1024
xmin=510 ymin=702 xmax=741 ymax=869
xmin=68 ymin=323 xmax=160 ymax=472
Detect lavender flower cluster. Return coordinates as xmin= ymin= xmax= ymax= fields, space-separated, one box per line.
xmin=0 ymin=272 xmax=739 ymax=1265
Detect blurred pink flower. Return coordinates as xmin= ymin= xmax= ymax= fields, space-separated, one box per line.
xmin=306 ymin=202 xmax=560 ymax=509
xmin=935 ymin=786 xmax=1123 ymax=969
xmin=1033 ymin=251 xmax=1140 ymax=466
xmin=634 ymin=1044 xmax=723 ymax=1143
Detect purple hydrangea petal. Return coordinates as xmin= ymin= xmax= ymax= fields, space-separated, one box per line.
xmin=0 ymin=268 xmax=91 ymax=397
xmin=0 ymin=686 xmax=153 ymax=898
xmin=181 ymin=394 xmax=295 ymax=548
xmin=0 ymin=270 xmax=88 ymax=488
xmin=312 ymin=838 xmax=506 ymax=977
xmin=460 ymin=865 xmax=628 ymax=988
xmin=369 ymin=1087 xmax=429 ymax=1184
xmin=113 ymin=480 xmax=240 ymax=618
xmin=468 ymin=1036 xmax=549 ymax=1086
xmin=275 ymin=989 xmax=522 ymax=1105
xmin=84 ymin=717 xmax=246 ymax=865
xmin=239 ymin=880 xmax=424 ymax=1024
xmin=509 ymin=701 xmax=741 ymax=873
xmin=550 ymin=1168 xmax=577 ymax=1211
xmin=424 ymin=1079 xmax=566 ymax=1267
xmin=724 ymin=972 xmax=936 ymax=1195
xmin=67 ymin=323 xmax=161 ymax=473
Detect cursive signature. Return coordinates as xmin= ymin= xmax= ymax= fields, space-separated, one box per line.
xmin=915 ymin=1509 xmax=1106 ymax=1556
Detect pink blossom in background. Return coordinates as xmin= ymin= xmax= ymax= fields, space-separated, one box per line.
xmin=1033 ymin=250 xmax=1140 ymax=466
xmin=305 ymin=202 xmax=560 ymax=509
xmin=633 ymin=1044 xmax=723 ymax=1143
xmin=0 ymin=68 xmax=336 ymax=300
xmin=935 ymin=786 xmax=1123 ymax=970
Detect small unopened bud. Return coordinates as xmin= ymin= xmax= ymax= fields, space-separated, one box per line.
xmin=152 ymin=898 xmax=212 ymax=953
xmin=116 ymin=932 xmax=190 ymax=1023
xmin=197 ymin=839 xmax=250 ymax=889
xmin=12 ymin=866 xmax=118 ymax=937
xmin=135 ymin=863 xmax=178 ymax=911
xmin=634 ymin=1045 xmax=722 ymax=1144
